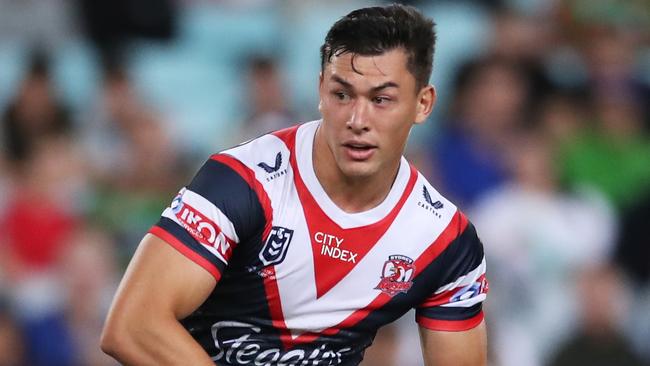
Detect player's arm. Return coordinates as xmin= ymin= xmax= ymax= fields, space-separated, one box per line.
xmin=100 ymin=234 xmax=216 ymax=365
xmin=415 ymin=213 xmax=489 ymax=366
xmin=419 ymin=321 xmax=487 ymax=366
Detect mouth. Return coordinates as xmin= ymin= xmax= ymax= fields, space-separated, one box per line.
xmin=342 ymin=141 xmax=377 ymax=161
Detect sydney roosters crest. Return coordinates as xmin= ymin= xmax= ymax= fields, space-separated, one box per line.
xmin=375 ymin=255 xmax=416 ymax=297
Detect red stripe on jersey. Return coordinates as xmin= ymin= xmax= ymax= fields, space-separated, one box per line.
xmin=210 ymin=154 xmax=274 ymax=240
xmin=276 ymin=124 xmax=419 ymax=299
xmin=270 ymin=124 xmax=470 ymax=346
xmin=414 ymin=211 xmax=469 ymax=278
xmin=205 ymin=127 xmax=303 ymax=349
xmin=307 ymin=167 xmax=418 ymax=298
xmin=149 ymin=225 xmax=222 ymax=282
xmin=260 ymin=267 xmax=292 ymax=337
xmin=417 ymin=310 xmax=484 ymax=331
xmin=278 ymin=208 xmax=467 ymax=347
xmin=272 ymin=124 xmax=301 ymax=144
xmin=326 ymin=211 xmax=467 ymax=331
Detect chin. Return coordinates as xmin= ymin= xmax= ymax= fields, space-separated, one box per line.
xmin=338 ymin=161 xmax=378 ymax=180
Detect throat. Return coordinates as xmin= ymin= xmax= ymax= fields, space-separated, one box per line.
xmin=329 ymin=177 xmax=395 ymax=213
xmin=316 ymin=158 xmax=400 ymax=213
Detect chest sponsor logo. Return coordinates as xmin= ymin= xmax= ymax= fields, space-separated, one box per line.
xmin=314 ymin=232 xmax=357 ymax=263
xmin=259 ymin=226 xmax=294 ymax=266
xmin=211 ymin=321 xmax=352 ymax=365
xmin=375 ymin=255 xmax=416 ymax=297
xmin=258 ymin=152 xmax=287 ymax=182
xmin=418 ymin=186 xmax=443 ymax=218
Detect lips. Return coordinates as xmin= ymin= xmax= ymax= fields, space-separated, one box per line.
xmin=342 ymin=141 xmax=377 ymax=161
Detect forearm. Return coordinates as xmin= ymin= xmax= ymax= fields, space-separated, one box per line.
xmin=101 ymin=314 xmax=214 ymax=365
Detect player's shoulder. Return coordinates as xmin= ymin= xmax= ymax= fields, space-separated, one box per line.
xmin=211 ymin=122 xmax=311 ymax=182
xmin=408 ymin=168 xmax=459 ymax=222
xmin=409 ymin=169 xmax=484 ymax=259
xmin=408 ymin=166 xmax=484 ymax=240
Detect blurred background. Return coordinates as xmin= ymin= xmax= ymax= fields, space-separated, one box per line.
xmin=0 ymin=0 xmax=648 ymax=365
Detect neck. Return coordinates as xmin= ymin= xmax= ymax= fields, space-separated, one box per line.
xmin=312 ymin=129 xmax=400 ymax=213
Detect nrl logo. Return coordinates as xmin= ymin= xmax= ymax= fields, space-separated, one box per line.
xmin=259 ymin=226 xmax=293 ymax=266
xmin=375 ymin=255 xmax=416 ymax=297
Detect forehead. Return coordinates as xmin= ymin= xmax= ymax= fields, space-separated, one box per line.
xmin=323 ymin=49 xmax=414 ymax=87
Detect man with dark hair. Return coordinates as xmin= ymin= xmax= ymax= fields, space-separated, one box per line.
xmin=101 ymin=4 xmax=488 ymax=365
xmin=320 ymin=5 xmax=435 ymax=91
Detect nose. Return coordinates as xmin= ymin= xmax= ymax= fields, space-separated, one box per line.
xmin=346 ymin=100 xmax=370 ymax=133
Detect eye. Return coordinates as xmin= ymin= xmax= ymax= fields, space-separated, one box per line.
xmin=332 ymin=91 xmax=351 ymax=103
xmin=372 ymin=96 xmax=391 ymax=105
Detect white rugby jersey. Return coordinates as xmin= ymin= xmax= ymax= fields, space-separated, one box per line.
xmin=150 ymin=120 xmax=488 ymax=366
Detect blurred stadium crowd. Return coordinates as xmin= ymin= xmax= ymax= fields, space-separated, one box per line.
xmin=0 ymin=0 xmax=648 ymax=365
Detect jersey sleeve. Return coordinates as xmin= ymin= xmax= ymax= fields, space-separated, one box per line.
xmin=149 ymin=154 xmax=268 ymax=282
xmin=416 ymin=221 xmax=489 ymax=331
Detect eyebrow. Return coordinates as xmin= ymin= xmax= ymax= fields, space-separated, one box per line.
xmin=331 ymin=75 xmax=399 ymax=92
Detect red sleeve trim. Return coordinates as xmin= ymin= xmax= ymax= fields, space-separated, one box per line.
xmin=149 ymin=225 xmax=222 ymax=282
xmin=416 ymin=311 xmax=484 ymax=332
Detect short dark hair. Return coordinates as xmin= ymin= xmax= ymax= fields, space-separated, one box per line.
xmin=320 ymin=4 xmax=436 ymax=90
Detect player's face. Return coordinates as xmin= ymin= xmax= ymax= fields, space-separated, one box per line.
xmin=317 ymin=49 xmax=435 ymax=180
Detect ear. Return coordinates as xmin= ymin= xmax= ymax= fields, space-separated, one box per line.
xmin=414 ymin=85 xmax=436 ymax=125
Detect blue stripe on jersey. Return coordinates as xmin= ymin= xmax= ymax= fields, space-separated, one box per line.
xmin=188 ymin=158 xmax=266 ymax=243
xmin=415 ymin=221 xmax=485 ymax=320
xmin=416 ymin=302 xmax=482 ymax=321
xmin=156 ymin=216 xmax=228 ymax=274
xmin=433 ymin=222 xmax=484 ymax=283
